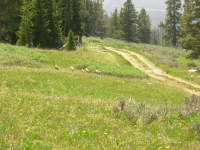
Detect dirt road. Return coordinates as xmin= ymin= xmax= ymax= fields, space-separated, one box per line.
xmin=105 ymin=46 xmax=200 ymax=95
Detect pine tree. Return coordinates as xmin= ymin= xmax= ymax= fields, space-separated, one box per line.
xmin=108 ymin=8 xmax=123 ymax=39
xmin=179 ymin=0 xmax=195 ymax=50
xmin=102 ymin=13 xmax=110 ymax=38
xmin=83 ymin=0 xmax=92 ymax=37
xmin=32 ymin=0 xmax=49 ymax=48
xmin=83 ymin=0 xmax=105 ymax=38
xmin=71 ymin=0 xmax=84 ymax=41
xmin=182 ymin=0 xmax=200 ymax=58
xmin=95 ymin=0 xmax=104 ymax=39
xmin=66 ymin=29 xmax=76 ymax=51
xmin=137 ymin=8 xmax=151 ymax=44
xmin=63 ymin=0 xmax=84 ymax=44
xmin=62 ymin=0 xmax=72 ymax=37
xmin=151 ymin=28 xmax=158 ymax=45
xmin=46 ymin=0 xmax=63 ymax=48
xmin=0 ymin=0 xmax=2 ymax=42
xmin=0 ymin=0 xmax=21 ymax=44
xmin=192 ymin=0 xmax=200 ymax=57
xmin=119 ymin=0 xmax=138 ymax=42
xmin=65 ymin=0 xmax=85 ymax=43
xmin=17 ymin=0 xmax=34 ymax=46
xmin=160 ymin=0 xmax=182 ymax=46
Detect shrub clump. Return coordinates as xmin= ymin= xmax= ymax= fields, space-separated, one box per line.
xmin=113 ymin=97 xmax=167 ymax=125
xmin=189 ymin=121 xmax=200 ymax=138
xmin=113 ymin=95 xmax=200 ymax=138
xmin=114 ymin=95 xmax=200 ymax=125
xmin=182 ymin=95 xmax=200 ymax=116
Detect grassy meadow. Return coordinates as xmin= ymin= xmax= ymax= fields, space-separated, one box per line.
xmin=101 ymin=38 xmax=200 ymax=85
xmin=0 ymin=38 xmax=200 ymax=149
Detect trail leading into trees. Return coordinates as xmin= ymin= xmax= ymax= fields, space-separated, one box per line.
xmin=105 ymin=46 xmax=200 ymax=96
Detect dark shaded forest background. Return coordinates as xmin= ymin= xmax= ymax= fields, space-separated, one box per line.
xmin=0 ymin=0 xmax=199 ymax=57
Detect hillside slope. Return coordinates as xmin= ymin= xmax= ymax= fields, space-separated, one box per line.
xmin=106 ymin=46 xmax=200 ymax=95
xmin=1 ymin=39 xmax=200 ymax=149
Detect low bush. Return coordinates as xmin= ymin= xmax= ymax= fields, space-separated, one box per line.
xmin=189 ymin=121 xmax=200 ymax=138
xmin=115 ymin=95 xmax=200 ymax=126
xmin=114 ymin=97 xmax=167 ymax=125
xmin=182 ymin=95 xmax=200 ymax=116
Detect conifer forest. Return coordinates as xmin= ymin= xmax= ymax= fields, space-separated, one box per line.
xmin=0 ymin=0 xmax=200 ymax=57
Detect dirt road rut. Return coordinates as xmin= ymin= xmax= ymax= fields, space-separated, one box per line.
xmin=105 ymin=46 xmax=200 ymax=95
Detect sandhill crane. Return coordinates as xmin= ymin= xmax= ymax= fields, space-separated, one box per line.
xmin=188 ymin=69 xmax=197 ymax=73
xmin=70 ymin=64 xmax=74 ymax=71
xmin=85 ymin=67 xmax=89 ymax=72
xmin=81 ymin=68 xmax=85 ymax=73
xmin=54 ymin=61 xmax=59 ymax=70
xmin=95 ymin=66 xmax=100 ymax=74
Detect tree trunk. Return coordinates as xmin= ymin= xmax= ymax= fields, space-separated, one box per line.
xmin=173 ymin=0 xmax=176 ymax=46
xmin=173 ymin=16 xmax=176 ymax=46
xmin=0 ymin=19 xmax=2 ymax=42
xmin=79 ymin=36 xmax=82 ymax=45
xmin=0 ymin=0 xmax=1 ymax=42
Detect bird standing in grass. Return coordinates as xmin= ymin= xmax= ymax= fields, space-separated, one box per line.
xmin=54 ymin=61 xmax=59 ymax=70
xmin=81 ymin=68 xmax=85 ymax=73
xmin=85 ymin=67 xmax=89 ymax=72
xmin=70 ymin=64 xmax=74 ymax=71
xmin=95 ymin=66 xmax=100 ymax=74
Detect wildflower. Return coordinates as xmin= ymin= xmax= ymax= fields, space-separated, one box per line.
xmin=158 ymin=146 xmax=163 ymax=150
xmin=145 ymin=120 xmax=149 ymax=125
xmin=26 ymin=128 xmax=30 ymax=133
xmin=136 ymin=119 xmax=143 ymax=126
xmin=165 ymin=113 xmax=169 ymax=118
xmin=165 ymin=146 xmax=170 ymax=149
xmin=69 ymin=114 xmax=75 ymax=118
xmin=82 ymin=130 xmax=86 ymax=134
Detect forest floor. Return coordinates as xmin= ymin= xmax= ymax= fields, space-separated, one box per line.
xmin=105 ymin=46 xmax=200 ymax=96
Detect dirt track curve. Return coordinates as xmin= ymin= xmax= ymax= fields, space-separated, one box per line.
xmin=105 ymin=46 xmax=200 ymax=96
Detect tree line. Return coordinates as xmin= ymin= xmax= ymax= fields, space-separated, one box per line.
xmin=0 ymin=0 xmax=151 ymax=48
xmin=159 ymin=0 xmax=200 ymax=58
xmin=0 ymin=0 xmax=199 ymax=58
xmin=0 ymin=0 xmax=104 ymax=48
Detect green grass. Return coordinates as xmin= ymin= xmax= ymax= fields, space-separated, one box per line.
xmin=0 ymin=43 xmax=48 ymax=67
xmin=177 ymin=57 xmax=200 ymax=68
xmin=0 ymin=67 xmax=186 ymax=104
xmin=0 ymin=40 xmax=200 ymax=149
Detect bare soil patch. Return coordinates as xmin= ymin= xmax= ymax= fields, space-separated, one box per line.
xmin=106 ymin=46 xmax=200 ymax=96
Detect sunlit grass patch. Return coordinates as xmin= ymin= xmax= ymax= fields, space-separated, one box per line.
xmin=0 ymin=67 xmax=189 ymax=105
xmin=1 ymin=37 xmax=200 ymax=149
xmin=0 ymin=43 xmax=48 ymax=67
xmin=2 ymin=93 xmax=199 ymax=149
xmin=76 ymin=62 xmax=148 ymax=78
xmin=177 ymin=57 xmax=200 ymax=68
